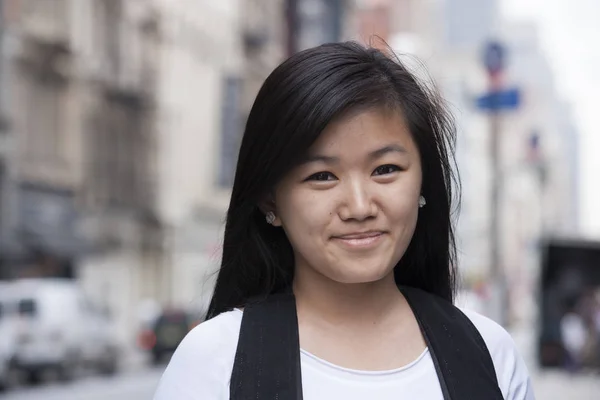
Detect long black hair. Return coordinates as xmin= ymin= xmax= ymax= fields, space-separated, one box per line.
xmin=207 ymin=42 xmax=459 ymax=319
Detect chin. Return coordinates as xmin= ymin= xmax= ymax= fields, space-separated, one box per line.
xmin=327 ymin=262 xmax=393 ymax=285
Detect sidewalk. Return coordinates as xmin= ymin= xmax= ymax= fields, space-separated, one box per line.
xmin=530 ymin=369 xmax=599 ymax=399
xmin=510 ymin=324 xmax=600 ymax=400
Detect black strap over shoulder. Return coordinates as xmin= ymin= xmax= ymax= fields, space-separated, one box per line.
xmin=229 ymin=292 xmax=303 ymax=399
xmin=399 ymin=286 xmax=504 ymax=400
xmin=230 ymin=287 xmax=504 ymax=400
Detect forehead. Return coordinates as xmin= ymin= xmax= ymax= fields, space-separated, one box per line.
xmin=308 ymin=108 xmax=415 ymax=155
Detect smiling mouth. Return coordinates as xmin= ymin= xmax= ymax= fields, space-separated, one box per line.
xmin=332 ymin=231 xmax=385 ymax=249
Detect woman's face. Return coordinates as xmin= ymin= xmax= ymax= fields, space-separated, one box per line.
xmin=272 ymin=108 xmax=423 ymax=284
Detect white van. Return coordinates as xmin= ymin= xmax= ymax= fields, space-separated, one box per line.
xmin=0 ymin=282 xmax=19 ymax=390
xmin=1 ymin=278 xmax=120 ymax=383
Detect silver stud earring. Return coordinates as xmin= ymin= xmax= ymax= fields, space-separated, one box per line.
xmin=419 ymin=196 xmax=427 ymax=208
xmin=265 ymin=211 xmax=276 ymax=225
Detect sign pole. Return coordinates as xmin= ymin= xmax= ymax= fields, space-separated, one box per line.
xmin=484 ymin=41 xmax=509 ymax=327
xmin=490 ymin=80 xmax=508 ymax=327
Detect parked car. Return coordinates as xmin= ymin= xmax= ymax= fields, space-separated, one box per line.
xmin=138 ymin=309 xmax=200 ymax=364
xmin=0 ymin=287 xmax=19 ymax=391
xmin=1 ymin=279 xmax=120 ymax=383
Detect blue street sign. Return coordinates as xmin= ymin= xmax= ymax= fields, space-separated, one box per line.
xmin=476 ymin=88 xmax=520 ymax=111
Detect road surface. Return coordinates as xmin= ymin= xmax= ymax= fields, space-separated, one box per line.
xmin=0 ymin=366 xmax=164 ymax=400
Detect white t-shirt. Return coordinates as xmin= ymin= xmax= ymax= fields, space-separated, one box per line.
xmin=153 ymin=308 xmax=534 ymax=399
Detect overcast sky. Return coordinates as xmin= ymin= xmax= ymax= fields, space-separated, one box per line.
xmin=502 ymin=0 xmax=600 ymax=237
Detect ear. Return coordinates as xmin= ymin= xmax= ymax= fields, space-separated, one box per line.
xmin=258 ymin=195 xmax=282 ymax=227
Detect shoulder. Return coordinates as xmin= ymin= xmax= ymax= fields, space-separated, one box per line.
xmin=170 ymin=308 xmax=243 ymax=366
xmin=153 ymin=309 xmax=243 ymax=400
xmin=460 ymin=308 xmax=535 ymax=400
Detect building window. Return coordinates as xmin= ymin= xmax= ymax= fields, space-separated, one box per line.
xmin=23 ymin=74 xmax=65 ymax=163
xmin=94 ymin=0 xmax=122 ymax=80
xmin=91 ymin=95 xmax=145 ymax=209
xmin=87 ymin=0 xmax=151 ymax=211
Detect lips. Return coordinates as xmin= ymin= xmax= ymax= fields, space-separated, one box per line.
xmin=333 ymin=231 xmax=384 ymax=240
xmin=331 ymin=231 xmax=385 ymax=249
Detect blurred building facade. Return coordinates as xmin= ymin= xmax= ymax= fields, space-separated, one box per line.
xmin=78 ymin=0 xmax=244 ymax=343
xmin=0 ymin=0 xmax=84 ymax=280
xmin=240 ymin=0 xmax=285 ymax=119
xmin=0 ymin=0 xmax=10 ymax=273
xmin=75 ymin=0 xmax=164 ymax=344
xmin=0 ymin=0 xmax=244 ymax=344
xmin=157 ymin=0 xmax=244 ymax=322
xmin=0 ymin=0 xmax=155 ymax=343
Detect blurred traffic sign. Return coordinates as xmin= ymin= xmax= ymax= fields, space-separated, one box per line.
xmin=476 ymin=88 xmax=520 ymax=111
xmin=483 ymin=41 xmax=506 ymax=75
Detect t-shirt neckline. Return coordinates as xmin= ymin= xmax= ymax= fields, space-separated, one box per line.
xmin=232 ymin=307 xmax=430 ymax=376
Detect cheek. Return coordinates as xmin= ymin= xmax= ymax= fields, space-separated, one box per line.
xmin=388 ymin=200 xmax=419 ymax=233
xmin=278 ymin=190 xmax=332 ymax=237
xmin=382 ymin=181 xmax=421 ymax=226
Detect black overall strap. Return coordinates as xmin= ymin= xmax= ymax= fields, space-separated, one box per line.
xmin=230 ymin=292 xmax=303 ymax=400
xmin=400 ymin=286 xmax=504 ymax=400
xmin=231 ymin=288 xmax=504 ymax=399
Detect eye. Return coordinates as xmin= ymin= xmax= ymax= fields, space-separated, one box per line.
xmin=372 ymin=164 xmax=401 ymax=176
xmin=306 ymin=171 xmax=337 ymax=182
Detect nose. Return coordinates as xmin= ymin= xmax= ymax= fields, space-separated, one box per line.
xmin=338 ymin=178 xmax=377 ymax=221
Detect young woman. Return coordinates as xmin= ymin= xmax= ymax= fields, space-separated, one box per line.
xmin=154 ymin=42 xmax=534 ymax=399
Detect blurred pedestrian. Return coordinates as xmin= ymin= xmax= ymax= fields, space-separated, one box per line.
xmin=560 ymin=304 xmax=587 ymax=373
xmin=154 ymin=42 xmax=534 ymax=399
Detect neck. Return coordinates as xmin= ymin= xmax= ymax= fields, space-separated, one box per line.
xmin=292 ymin=266 xmax=405 ymax=329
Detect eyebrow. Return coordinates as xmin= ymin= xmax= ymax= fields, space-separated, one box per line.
xmin=368 ymin=144 xmax=408 ymax=159
xmin=300 ymin=144 xmax=408 ymax=166
xmin=299 ymin=154 xmax=339 ymax=165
